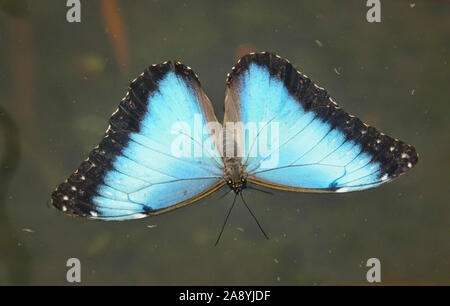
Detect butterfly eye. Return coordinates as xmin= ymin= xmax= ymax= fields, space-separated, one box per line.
xmin=228 ymin=180 xmax=232 ymax=184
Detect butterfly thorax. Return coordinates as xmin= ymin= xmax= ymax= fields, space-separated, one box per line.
xmin=224 ymin=157 xmax=247 ymax=193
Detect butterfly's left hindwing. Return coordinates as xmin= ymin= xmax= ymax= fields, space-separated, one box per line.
xmin=52 ymin=62 xmax=225 ymax=221
xmin=224 ymin=52 xmax=418 ymax=192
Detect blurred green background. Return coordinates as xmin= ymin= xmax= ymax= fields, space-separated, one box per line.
xmin=0 ymin=0 xmax=449 ymax=285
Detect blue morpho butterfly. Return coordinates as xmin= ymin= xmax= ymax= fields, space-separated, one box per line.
xmin=51 ymin=52 xmax=418 ymax=241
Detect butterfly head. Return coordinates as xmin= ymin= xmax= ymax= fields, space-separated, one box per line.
xmin=224 ymin=160 xmax=247 ymax=194
xmin=227 ymin=177 xmax=247 ymax=194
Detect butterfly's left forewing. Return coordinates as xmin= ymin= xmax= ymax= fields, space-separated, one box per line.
xmin=52 ymin=62 xmax=225 ymax=220
xmin=224 ymin=52 xmax=418 ymax=193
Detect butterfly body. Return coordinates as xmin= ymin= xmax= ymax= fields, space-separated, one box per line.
xmin=51 ymin=52 xmax=418 ymax=221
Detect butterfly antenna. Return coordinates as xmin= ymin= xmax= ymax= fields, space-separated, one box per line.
xmin=218 ymin=187 xmax=234 ymax=200
xmin=215 ymin=193 xmax=238 ymax=246
xmin=239 ymin=192 xmax=270 ymax=240
xmin=247 ymin=185 xmax=274 ymax=195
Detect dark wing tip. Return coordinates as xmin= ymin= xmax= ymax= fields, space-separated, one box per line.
xmin=227 ymin=52 xmax=270 ymax=84
xmin=50 ymin=159 xmax=104 ymax=218
xmin=226 ymin=52 xmax=314 ymax=100
xmin=51 ymin=183 xmax=93 ymax=218
xmin=387 ymin=141 xmax=419 ymax=178
xmin=129 ymin=60 xmax=202 ymax=104
xmin=172 ymin=60 xmax=201 ymax=84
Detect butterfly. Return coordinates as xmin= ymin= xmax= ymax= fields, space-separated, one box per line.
xmin=51 ymin=52 xmax=418 ymax=223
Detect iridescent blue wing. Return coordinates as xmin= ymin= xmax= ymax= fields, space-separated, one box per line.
xmin=52 ymin=61 xmax=225 ymax=220
xmin=224 ymin=52 xmax=418 ymax=193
